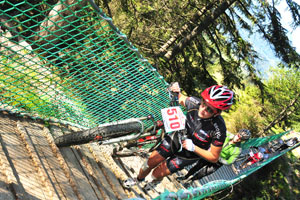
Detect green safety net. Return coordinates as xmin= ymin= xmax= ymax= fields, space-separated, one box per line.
xmin=154 ymin=130 xmax=299 ymax=200
xmin=1 ymin=1 xmax=298 ymax=200
xmin=0 ymin=0 xmax=169 ymax=128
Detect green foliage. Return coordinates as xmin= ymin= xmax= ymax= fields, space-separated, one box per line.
xmin=100 ymin=0 xmax=265 ymax=95
xmin=261 ymin=66 xmax=300 ymax=131
xmin=224 ymin=86 xmax=265 ymax=136
xmin=0 ymin=54 xmax=88 ymax=124
xmin=0 ymin=55 xmax=49 ymax=113
xmin=224 ymin=66 xmax=300 ymax=136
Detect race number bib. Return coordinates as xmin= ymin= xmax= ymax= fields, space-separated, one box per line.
xmin=161 ymin=106 xmax=186 ymax=133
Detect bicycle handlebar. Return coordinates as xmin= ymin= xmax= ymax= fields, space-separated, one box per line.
xmin=168 ymin=82 xmax=180 ymax=107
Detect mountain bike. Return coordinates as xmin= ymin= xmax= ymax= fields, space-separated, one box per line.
xmin=54 ymin=84 xmax=186 ymax=156
xmin=111 ymin=129 xmax=165 ymax=157
xmin=234 ymin=146 xmax=261 ymax=163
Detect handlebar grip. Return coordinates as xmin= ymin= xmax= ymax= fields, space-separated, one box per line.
xmin=170 ymin=92 xmax=179 ymax=106
xmin=168 ymin=82 xmax=180 ymax=106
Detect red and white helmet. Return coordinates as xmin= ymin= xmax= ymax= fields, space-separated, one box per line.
xmin=201 ymin=85 xmax=234 ymax=110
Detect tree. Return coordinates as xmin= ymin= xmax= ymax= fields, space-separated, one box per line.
xmin=260 ymin=65 xmax=300 ymax=134
xmin=225 ymin=65 xmax=300 ymax=136
xmin=100 ymin=0 xmax=300 ymax=97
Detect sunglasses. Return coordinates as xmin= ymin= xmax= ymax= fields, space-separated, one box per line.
xmin=201 ymin=99 xmax=218 ymax=114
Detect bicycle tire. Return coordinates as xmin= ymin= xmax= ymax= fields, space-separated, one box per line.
xmin=54 ymin=121 xmax=141 ymax=147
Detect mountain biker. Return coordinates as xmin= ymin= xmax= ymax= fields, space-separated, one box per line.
xmin=176 ymin=129 xmax=251 ymax=181
xmin=123 ymin=83 xmax=234 ymax=190
xmin=274 ymin=137 xmax=300 ymax=151
xmin=234 ymin=146 xmax=272 ymax=172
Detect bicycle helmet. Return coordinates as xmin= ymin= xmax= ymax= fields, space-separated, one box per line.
xmin=262 ymin=153 xmax=269 ymax=160
xmin=201 ymin=85 xmax=234 ymax=110
xmin=258 ymin=147 xmax=266 ymax=153
xmin=238 ymin=129 xmax=251 ymax=141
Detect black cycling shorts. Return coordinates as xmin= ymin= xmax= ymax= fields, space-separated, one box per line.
xmin=156 ymin=135 xmax=199 ymax=173
xmin=166 ymin=156 xmax=199 ymax=173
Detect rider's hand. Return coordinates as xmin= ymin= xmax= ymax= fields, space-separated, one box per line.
xmin=183 ymin=139 xmax=195 ymax=152
xmin=170 ymin=82 xmax=181 ymax=93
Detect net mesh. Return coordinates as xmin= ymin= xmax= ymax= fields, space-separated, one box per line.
xmin=0 ymin=0 xmax=169 ymax=128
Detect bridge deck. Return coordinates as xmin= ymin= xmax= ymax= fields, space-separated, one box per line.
xmin=0 ymin=111 xmax=182 ymax=200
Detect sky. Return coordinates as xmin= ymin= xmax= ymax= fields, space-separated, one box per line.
xmin=251 ymin=0 xmax=300 ymax=77
xmin=277 ymin=0 xmax=300 ymax=53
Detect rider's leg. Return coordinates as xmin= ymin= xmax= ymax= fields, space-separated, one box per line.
xmin=151 ymin=160 xmax=171 ymax=181
xmin=137 ymin=135 xmax=175 ymax=180
xmin=152 ymin=156 xmax=199 ymax=181
xmin=184 ymin=159 xmax=209 ymax=179
xmin=142 ymin=161 xmax=170 ymax=191
xmin=191 ymin=162 xmax=221 ymax=180
xmin=137 ymin=150 xmax=166 ymax=180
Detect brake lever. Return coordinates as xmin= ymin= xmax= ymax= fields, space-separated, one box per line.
xmin=170 ymin=91 xmax=179 ymax=107
xmin=177 ymin=129 xmax=188 ymax=152
xmin=167 ymin=82 xmax=179 ymax=107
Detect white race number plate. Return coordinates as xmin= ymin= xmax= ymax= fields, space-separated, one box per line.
xmin=161 ymin=106 xmax=186 ymax=133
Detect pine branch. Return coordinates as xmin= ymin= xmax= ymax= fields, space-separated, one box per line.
xmin=161 ymin=0 xmax=237 ymax=61
xmin=260 ymin=92 xmax=300 ymax=136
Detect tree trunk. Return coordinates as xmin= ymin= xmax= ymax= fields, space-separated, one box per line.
xmin=161 ymin=0 xmax=237 ymax=61
xmin=157 ymin=2 xmax=216 ymax=55
xmin=261 ymin=92 xmax=300 ymax=135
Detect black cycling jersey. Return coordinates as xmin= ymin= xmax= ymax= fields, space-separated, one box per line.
xmin=185 ymin=96 xmax=226 ymax=149
xmin=156 ymin=96 xmax=227 ymax=171
xmin=171 ymin=96 xmax=227 ymax=159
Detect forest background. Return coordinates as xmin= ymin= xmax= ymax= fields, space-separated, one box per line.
xmin=1 ymin=0 xmax=300 ymax=199
xmin=96 ymin=0 xmax=300 ymax=199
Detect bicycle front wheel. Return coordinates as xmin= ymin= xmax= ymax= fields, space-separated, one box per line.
xmin=54 ymin=121 xmax=141 ymax=147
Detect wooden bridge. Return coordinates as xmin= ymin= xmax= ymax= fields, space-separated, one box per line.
xmin=0 ymin=111 xmax=183 ymax=200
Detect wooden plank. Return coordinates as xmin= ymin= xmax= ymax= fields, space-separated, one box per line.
xmin=16 ymin=120 xmax=59 ymax=200
xmin=79 ymin=145 xmax=116 ymax=200
xmin=113 ymin=156 xmax=149 ymax=200
xmin=89 ymin=143 xmax=129 ymax=200
xmin=50 ymin=124 xmax=100 ymax=200
xmin=0 ymin=112 xmax=185 ymax=200
xmin=0 ymin=131 xmax=17 ymax=200
xmin=59 ymin=127 xmax=108 ymax=199
xmin=0 ymin=114 xmax=46 ymax=199
xmin=46 ymin=124 xmax=83 ymax=200
xmin=21 ymin=120 xmax=79 ymax=200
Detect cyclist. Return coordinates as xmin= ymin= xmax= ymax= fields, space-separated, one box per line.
xmin=274 ymin=137 xmax=300 ymax=151
xmin=123 ymin=83 xmax=234 ymax=190
xmin=235 ymin=146 xmax=272 ymax=172
xmin=176 ymin=129 xmax=251 ymax=181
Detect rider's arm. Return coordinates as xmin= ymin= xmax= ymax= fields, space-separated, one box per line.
xmin=193 ymin=144 xmax=222 ymax=163
xmin=178 ymin=93 xmax=188 ymax=107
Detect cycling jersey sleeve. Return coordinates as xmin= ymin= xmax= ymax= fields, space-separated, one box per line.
xmin=185 ymin=97 xmax=201 ymax=110
xmin=210 ymin=118 xmax=226 ymax=147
